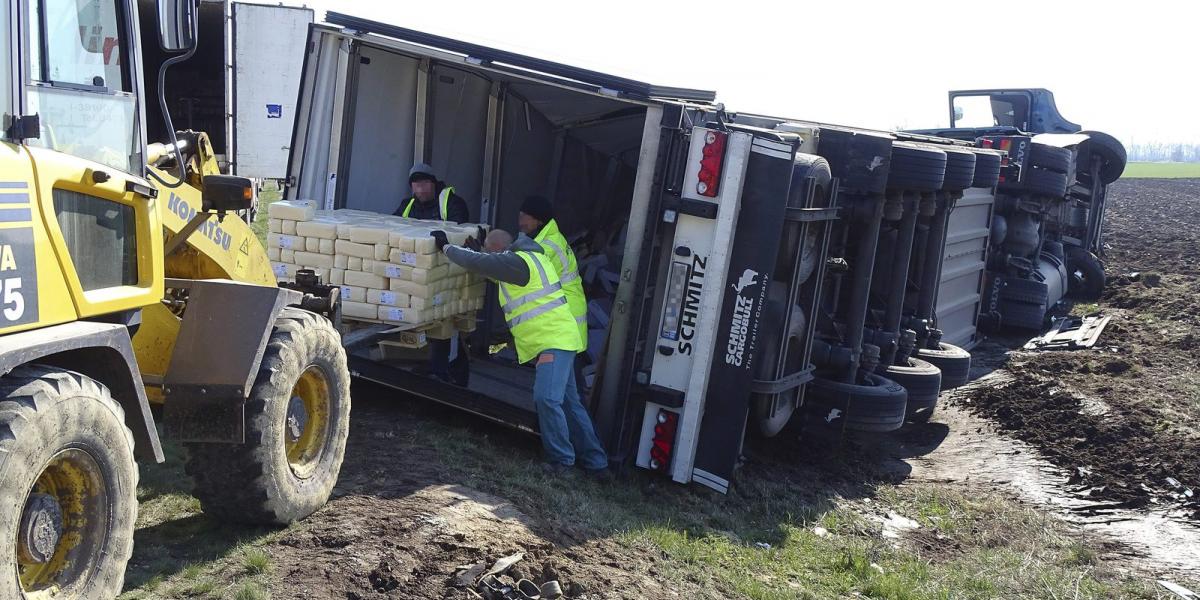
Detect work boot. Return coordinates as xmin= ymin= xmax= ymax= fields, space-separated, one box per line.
xmin=539 ymin=462 xmax=572 ymax=477
xmin=582 ymin=467 xmax=614 ymax=483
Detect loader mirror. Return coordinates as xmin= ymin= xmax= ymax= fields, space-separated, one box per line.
xmin=157 ymin=0 xmax=198 ymax=52
xmin=201 ymin=175 xmax=254 ymax=215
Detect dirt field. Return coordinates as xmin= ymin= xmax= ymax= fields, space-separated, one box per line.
xmin=119 ymin=179 xmax=1200 ymax=599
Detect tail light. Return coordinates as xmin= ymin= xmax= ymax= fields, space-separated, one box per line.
xmin=649 ymin=409 xmax=679 ymax=472
xmin=979 ymin=139 xmax=994 ymax=149
xmin=696 ymin=130 xmax=728 ymax=198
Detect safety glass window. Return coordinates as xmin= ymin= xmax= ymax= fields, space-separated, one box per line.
xmin=53 ymin=188 xmax=138 ymax=290
xmin=30 ymin=0 xmax=129 ymax=91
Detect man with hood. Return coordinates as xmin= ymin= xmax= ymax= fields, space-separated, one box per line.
xmin=517 ymin=195 xmax=587 ymax=346
xmin=431 ymin=228 xmax=609 ymax=477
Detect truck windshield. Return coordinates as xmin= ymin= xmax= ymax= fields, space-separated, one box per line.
xmin=26 ymin=0 xmax=139 ymax=173
xmin=952 ymin=93 xmax=1030 ymax=130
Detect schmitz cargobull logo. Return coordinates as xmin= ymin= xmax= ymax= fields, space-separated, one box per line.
xmin=724 ymin=268 xmax=761 ymax=367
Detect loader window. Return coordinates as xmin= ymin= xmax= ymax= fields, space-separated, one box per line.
xmin=53 ymin=189 xmax=138 ymax=290
xmin=30 ymin=0 xmax=129 ymax=91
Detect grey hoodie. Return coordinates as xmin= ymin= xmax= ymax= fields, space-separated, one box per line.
xmin=443 ymin=233 xmax=543 ymax=286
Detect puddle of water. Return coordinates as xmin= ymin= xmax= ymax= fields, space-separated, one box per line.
xmin=895 ymin=372 xmax=1200 ymax=577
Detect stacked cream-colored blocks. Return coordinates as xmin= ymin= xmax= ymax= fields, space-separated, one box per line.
xmin=266 ymin=200 xmax=487 ymax=328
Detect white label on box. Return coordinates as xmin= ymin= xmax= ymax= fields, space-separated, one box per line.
xmin=382 ymin=308 xmax=405 ymax=322
xmin=433 ymin=293 xmax=445 ymax=307
xmin=398 ymin=252 xmax=417 ymax=266
xmin=278 ymin=236 xmax=294 ymax=249
xmin=381 ymin=291 xmax=397 ymax=306
xmin=273 ymin=263 xmax=287 ymax=277
xmin=385 ymin=265 xmax=404 ymax=278
xmin=341 ymin=285 xmax=353 ymax=299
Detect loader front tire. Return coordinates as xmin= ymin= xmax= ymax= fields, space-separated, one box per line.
xmin=0 ymin=366 xmax=137 ymax=600
xmin=187 ymin=307 xmax=351 ymax=525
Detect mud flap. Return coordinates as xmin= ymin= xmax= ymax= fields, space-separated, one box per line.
xmin=162 ymin=278 xmax=303 ymax=443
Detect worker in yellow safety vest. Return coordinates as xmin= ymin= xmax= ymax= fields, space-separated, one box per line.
xmin=517 ymin=195 xmax=587 ymax=346
xmin=434 ymin=228 xmax=610 ymax=477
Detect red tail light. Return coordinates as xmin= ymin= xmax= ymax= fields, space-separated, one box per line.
xmin=649 ymin=409 xmax=679 ymax=472
xmin=979 ymin=139 xmax=994 ymax=149
xmin=998 ymin=138 xmax=1012 ymax=152
xmin=696 ymin=130 xmax=728 ymax=198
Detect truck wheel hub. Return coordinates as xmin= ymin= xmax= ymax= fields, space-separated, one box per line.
xmin=18 ymin=493 xmax=63 ymax=564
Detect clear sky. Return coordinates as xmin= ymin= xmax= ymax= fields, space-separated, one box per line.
xmin=281 ymin=0 xmax=1198 ymax=146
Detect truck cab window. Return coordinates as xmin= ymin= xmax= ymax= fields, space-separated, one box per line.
xmin=988 ymin=94 xmax=1029 ymax=130
xmin=951 ymin=95 xmax=995 ymax=128
xmin=25 ymin=0 xmax=139 ymax=173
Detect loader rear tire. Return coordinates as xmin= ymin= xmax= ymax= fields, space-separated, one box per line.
xmin=0 ymin=366 xmax=137 ymax=600
xmin=186 ymin=307 xmax=351 ymax=525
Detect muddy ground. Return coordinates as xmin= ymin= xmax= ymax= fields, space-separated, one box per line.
xmin=959 ymin=178 xmax=1200 ymax=517
xmin=120 ymin=179 xmax=1200 ymax=599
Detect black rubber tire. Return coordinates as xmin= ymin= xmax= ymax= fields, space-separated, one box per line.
xmin=187 ymin=307 xmax=351 ymax=525
xmin=1064 ymin=246 xmax=1106 ymax=301
xmin=916 ymin=342 xmax=971 ymax=390
xmin=999 ymin=298 xmax=1049 ymax=330
xmin=817 ymin=127 xmax=894 ymax=195
xmin=1028 ymin=143 xmax=1073 ymax=174
xmin=971 ymin=149 xmax=1003 ymax=188
xmin=1023 ymin=166 xmax=1069 ymax=197
xmin=887 ymin=142 xmax=947 ymax=192
xmin=1080 ymin=130 xmax=1127 ymax=184
xmin=751 ymin=286 xmax=804 ymax=438
xmin=883 ymin=357 xmax=941 ymax=422
xmin=807 ymin=373 xmax=908 ymax=433
xmin=998 ymin=276 xmax=1050 ymax=305
xmin=940 ymin=146 xmax=977 ymax=191
xmin=0 ymin=366 xmax=137 ymax=600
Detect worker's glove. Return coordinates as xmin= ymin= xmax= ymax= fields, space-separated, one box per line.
xmin=476 ymin=225 xmax=487 ymax=242
xmin=464 ymin=235 xmax=482 ymax=252
xmin=430 ymin=230 xmax=449 ymax=252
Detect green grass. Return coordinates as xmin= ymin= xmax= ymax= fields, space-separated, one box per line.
xmin=250 ymin=182 xmax=282 ymax=247
xmin=1121 ymin=162 xmax=1200 ymax=178
xmin=242 ymin=548 xmax=272 ymax=575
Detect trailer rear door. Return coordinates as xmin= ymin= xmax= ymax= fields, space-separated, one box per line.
xmin=231 ymin=2 xmax=312 ymax=180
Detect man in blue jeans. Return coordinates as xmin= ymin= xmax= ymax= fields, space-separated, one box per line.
xmin=433 ymin=228 xmax=609 ymax=477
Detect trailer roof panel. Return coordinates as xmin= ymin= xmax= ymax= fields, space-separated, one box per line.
xmin=325 ymin=11 xmax=717 ymax=103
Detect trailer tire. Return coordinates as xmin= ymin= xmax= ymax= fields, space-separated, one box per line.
xmin=0 ymin=366 xmax=137 ymax=600
xmin=751 ymin=290 xmax=806 ymax=437
xmin=817 ymin=128 xmax=893 ymax=194
xmin=882 ymin=357 xmax=941 ymax=423
xmin=971 ymin=150 xmax=1003 ymax=188
xmin=887 ymin=143 xmax=947 ymax=192
xmin=1065 ymin=246 xmax=1106 ymax=300
xmin=940 ymin=147 xmax=977 ymax=191
xmin=186 ymin=307 xmax=351 ymax=525
xmin=999 ymin=299 xmax=1049 ymax=331
xmin=1080 ymin=130 xmax=1127 ymax=183
xmin=916 ymin=342 xmax=971 ymax=389
xmin=807 ymin=373 xmax=907 ymax=433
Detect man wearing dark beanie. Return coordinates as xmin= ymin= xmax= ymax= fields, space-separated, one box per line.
xmin=395 ymin=162 xmax=470 ymax=224
xmin=518 ymin=196 xmax=587 ymax=346
xmin=397 ymin=162 xmax=471 ymax=385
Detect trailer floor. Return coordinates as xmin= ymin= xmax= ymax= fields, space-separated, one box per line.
xmin=119 ymin=179 xmax=1200 ymax=599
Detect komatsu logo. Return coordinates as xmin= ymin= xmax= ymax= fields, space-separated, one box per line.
xmin=167 ymin=192 xmax=233 ymax=251
xmin=724 ymin=269 xmax=760 ymax=367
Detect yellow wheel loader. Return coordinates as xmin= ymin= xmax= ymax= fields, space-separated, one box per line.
xmin=0 ymin=0 xmax=350 ymax=597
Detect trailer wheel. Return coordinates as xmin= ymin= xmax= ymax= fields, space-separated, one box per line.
xmin=187 ymin=307 xmax=351 ymax=525
xmin=0 ymin=366 xmax=137 ymax=600
xmin=940 ymin=147 xmax=977 ymax=191
xmin=806 ymin=373 xmax=907 ymax=433
xmin=882 ymin=357 xmax=942 ymax=423
xmin=887 ymin=143 xmax=947 ymax=192
xmin=751 ymin=290 xmax=806 ymax=437
xmin=816 ymin=128 xmax=893 ymax=194
xmin=1065 ymin=246 xmax=1106 ymax=300
xmin=970 ymin=150 xmax=1003 ymax=188
xmin=915 ymin=342 xmax=971 ymax=389
xmin=1080 ymin=130 xmax=1127 ymax=183
xmin=999 ymin=298 xmax=1050 ymax=331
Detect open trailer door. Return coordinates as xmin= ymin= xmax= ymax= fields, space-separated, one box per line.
xmin=230 ymin=2 xmax=313 ymax=180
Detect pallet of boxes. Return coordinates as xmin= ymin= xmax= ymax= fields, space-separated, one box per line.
xmin=266 ymin=199 xmax=488 ymax=350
